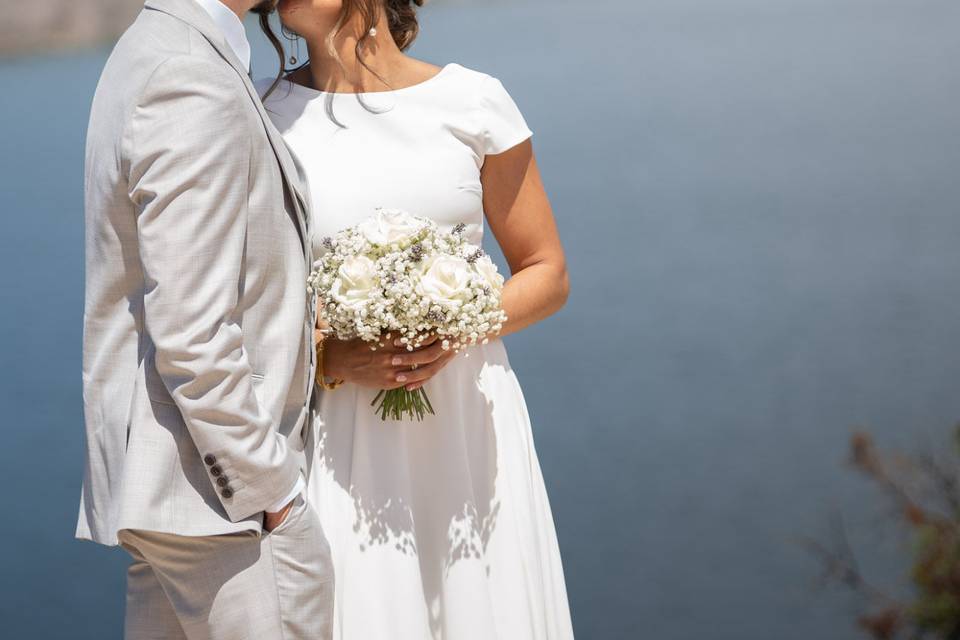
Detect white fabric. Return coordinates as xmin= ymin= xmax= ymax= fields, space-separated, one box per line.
xmin=259 ymin=64 xmax=573 ymax=640
xmin=267 ymin=473 xmax=305 ymax=513
xmin=192 ymin=0 xmax=251 ymax=71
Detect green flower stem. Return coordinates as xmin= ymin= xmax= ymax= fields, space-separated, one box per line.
xmin=371 ymin=387 xmax=436 ymax=421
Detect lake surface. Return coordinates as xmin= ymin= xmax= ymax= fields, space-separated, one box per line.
xmin=3 ymin=0 xmax=960 ymax=637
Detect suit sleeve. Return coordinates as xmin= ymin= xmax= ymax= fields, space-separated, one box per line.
xmin=125 ymin=56 xmax=300 ymax=523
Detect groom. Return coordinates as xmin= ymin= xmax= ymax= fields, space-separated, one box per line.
xmin=77 ymin=0 xmax=332 ymax=637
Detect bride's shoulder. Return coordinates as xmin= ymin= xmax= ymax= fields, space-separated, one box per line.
xmin=440 ymin=64 xmax=523 ymax=104
xmin=433 ymin=63 xmax=517 ymax=111
xmin=439 ymin=64 xmax=519 ymax=102
xmin=441 ymin=62 xmax=497 ymax=86
xmin=440 ymin=64 xmax=532 ymax=154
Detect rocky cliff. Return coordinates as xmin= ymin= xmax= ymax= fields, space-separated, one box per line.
xmin=0 ymin=0 xmax=144 ymax=55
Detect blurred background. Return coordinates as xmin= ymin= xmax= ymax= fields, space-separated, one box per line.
xmin=3 ymin=0 xmax=960 ymax=638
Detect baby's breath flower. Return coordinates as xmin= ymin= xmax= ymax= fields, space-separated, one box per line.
xmin=308 ymin=209 xmax=507 ymax=419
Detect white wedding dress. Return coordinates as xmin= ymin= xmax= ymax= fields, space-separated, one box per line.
xmin=259 ymin=64 xmax=574 ymax=640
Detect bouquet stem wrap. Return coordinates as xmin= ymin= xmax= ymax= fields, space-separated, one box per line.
xmin=372 ymin=388 xmax=435 ymax=421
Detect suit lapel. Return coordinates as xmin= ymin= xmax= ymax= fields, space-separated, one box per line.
xmin=236 ymin=74 xmax=311 ymax=254
xmin=143 ymin=0 xmax=310 ymax=253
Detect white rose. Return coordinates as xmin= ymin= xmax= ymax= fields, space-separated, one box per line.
xmin=330 ymin=255 xmax=378 ymax=310
xmin=358 ymin=208 xmax=424 ymax=246
xmin=416 ymin=255 xmax=473 ymax=308
xmin=473 ymin=255 xmax=504 ymax=290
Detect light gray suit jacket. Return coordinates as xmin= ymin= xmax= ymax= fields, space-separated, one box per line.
xmin=77 ymin=0 xmax=316 ymax=546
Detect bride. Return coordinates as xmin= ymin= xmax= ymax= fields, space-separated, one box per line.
xmin=256 ymin=1 xmax=574 ymax=637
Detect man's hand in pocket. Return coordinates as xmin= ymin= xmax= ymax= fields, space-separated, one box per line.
xmin=264 ymin=499 xmax=296 ymax=532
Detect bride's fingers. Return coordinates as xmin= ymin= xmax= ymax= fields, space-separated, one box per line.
xmin=375 ymin=339 xmax=411 ymax=352
xmin=392 ymin=335 xmax=439 ymax=350
xmin=394 ymin=351 xmax=456 ymax=386
xmin=390 ymin=342 xmax=446 ymax=368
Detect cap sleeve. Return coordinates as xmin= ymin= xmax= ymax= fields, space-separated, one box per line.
xmin=479 ymin=76 xmax=533 ymax=156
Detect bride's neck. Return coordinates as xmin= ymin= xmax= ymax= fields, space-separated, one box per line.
xmin=302 ymin=17 xmax=407 ymax=94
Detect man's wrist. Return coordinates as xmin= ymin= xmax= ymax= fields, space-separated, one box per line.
xmin=265 ymin=474 xmax=305 ymax=513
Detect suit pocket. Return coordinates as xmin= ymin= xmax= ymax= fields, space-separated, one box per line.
xmin=266 ymin=493 xmax=307 ymax=537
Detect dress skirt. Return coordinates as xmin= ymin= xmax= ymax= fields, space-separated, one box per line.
xmin=307 ymin=339 xmax=575 ymax=640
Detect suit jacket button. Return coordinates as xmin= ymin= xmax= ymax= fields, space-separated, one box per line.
xmin=203 ymin=454 xmax=217 ymax=466
xmin=216 ymin=476 xmax=230 ymax=487
xmin=221 ymin=487 xmax=234 ymax=499
xmin=210 ymin=465 xmax=222 ymax=477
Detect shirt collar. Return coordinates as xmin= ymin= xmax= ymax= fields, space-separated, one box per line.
xmin=192 ymin=0 xmax=252 ymax=72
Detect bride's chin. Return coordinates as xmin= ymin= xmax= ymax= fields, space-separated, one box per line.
xmin=279 ymin=0 xmax=345 ymax=19
xmin=277 ymin=0 xmax=309 ymax=14
xmin=254 ymin=0 xmax=280 ymax=12
xmin=276 ymin=0 xmax=308 ymax=25
xmin=278 ymin=4 xmax=341 ymax=38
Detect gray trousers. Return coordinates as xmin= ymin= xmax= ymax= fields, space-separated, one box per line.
xmin=119 ymin=495 xmax=334 ymax=640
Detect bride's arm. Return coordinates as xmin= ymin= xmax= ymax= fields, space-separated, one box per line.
xmin=381 ymin=140 xmax=568 ymax=392
xmin=324 ymin=140 xmax=567 ymax=392
xmin=482 ymin=139 xmax=570 ymax=339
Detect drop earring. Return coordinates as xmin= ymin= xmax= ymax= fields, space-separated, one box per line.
xmin=281 ymin=25 xmax=301 ymax=66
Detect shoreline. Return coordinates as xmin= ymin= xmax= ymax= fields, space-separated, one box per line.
xmin=0 ymin=0 xmax=142 ymax=57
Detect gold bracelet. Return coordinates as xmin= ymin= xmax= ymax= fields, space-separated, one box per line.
xmin=315 ymin=337 xmax=344 ymax=391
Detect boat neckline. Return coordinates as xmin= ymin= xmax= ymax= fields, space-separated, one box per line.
xmin=281 ymin=63 xmax=456 ymax=98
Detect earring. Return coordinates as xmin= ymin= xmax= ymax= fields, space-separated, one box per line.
xmin=369 ymin=27 xmax=378 ymax=37
xmin=281 ymin=25 xmax=302 ymax=66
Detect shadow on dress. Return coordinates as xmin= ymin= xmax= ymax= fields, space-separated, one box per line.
xmin=312 ymin=347 xmax=505 ymax=636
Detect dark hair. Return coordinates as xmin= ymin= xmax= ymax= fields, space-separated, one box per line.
xmin=385 ymin=0 xmax=423 ymax=51
xmin=256 ymin=0 xmax=425 ymax=99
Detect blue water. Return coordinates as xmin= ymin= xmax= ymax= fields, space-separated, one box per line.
xmin=3 ymin=0 xmax=960 ymax=637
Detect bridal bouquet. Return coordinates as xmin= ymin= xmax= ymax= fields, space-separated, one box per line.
xmin=307 ymin=208 xmax=508 ymax=421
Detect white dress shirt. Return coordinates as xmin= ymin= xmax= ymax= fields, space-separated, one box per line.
xmin=191 ymin=0 xmax=304 ymax=513
xmin=193 ymin=0 xmax=252 ymax=71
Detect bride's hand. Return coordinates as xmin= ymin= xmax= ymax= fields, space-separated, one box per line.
xmin=388 ymin=337 xmax=459 ymax=392
xmin=323 ymin=335 xmax=458 ymax=391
